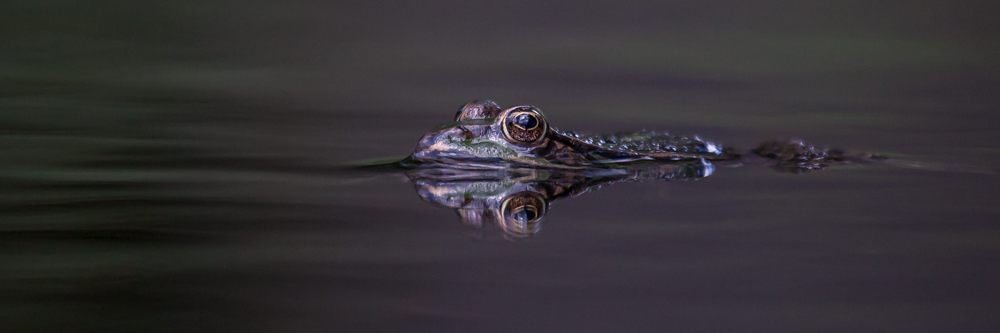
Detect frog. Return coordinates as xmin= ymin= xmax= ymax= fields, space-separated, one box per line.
xmin=404 ymin=100 xmax=872 ymax=172
xmin=386 ymin=100 xmax=891 ymax=239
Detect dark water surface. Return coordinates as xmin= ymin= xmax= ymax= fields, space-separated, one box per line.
xmin=3 ymin=1 xmax=1000 ymax=332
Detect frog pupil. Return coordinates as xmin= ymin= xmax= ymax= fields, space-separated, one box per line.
xmin=512 ymin=206 xmax=538 ymax=222
xmin=513 ymin=114 xmax=538 ymax=130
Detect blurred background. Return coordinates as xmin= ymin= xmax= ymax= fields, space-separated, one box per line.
xmin=2 ymin=1 xmax=1000 ymax=332
xmin=4 ymin=1 xmax=999 ymax=158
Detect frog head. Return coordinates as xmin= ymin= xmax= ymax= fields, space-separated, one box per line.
xmin=409 ymin=100 xmax=734 ymax=169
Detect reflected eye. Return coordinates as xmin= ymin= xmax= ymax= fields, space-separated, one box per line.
xmin=501 ymin=107 xmax=548 ymax=145
xmin=511 ymin=206 xmax=538 ymax=222
xmin=500 ymin=191 xmax=547 ymax=236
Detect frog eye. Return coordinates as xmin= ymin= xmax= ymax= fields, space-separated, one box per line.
xmin=500 ymin=106 xmax=548 ymax=145
xmin=499 ymin=191 xmax=547 ymax=237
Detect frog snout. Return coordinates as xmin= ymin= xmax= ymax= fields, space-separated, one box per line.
xmin=412 ymin=127 xmax=476 ymax=159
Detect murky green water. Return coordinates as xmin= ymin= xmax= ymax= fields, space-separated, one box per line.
xmin=3 ymin=1 xmax=1000 ymax=332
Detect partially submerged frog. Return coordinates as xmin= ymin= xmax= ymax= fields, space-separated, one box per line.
xmin=404 ymin=100 xmax=874 ymax=172
xmin=388 ymin=100 xmax=890 ymax=239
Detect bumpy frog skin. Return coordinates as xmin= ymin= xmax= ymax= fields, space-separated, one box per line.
xmin=407 ymin=100 xmax=740 ymax=169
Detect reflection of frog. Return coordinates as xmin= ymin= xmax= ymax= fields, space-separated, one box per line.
xmin=391 ymin=100 xmax=890 ymax=239
xmin=405 ymin=100 xmax=878 ymax=172
xmin=407 ymin=160 xmax=713 ymax=240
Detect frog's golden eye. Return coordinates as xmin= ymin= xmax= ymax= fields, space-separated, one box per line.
xmin=501 ymin=106 xmax=548 ymax=145
xmin=500 ymin=191 xmax=547 ymax=237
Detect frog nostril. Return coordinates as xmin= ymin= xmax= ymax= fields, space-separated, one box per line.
xmin=439 ymin=128 xmax=473 ymax=141
xmin=459 ymin=127 xmax=474 ymax=140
